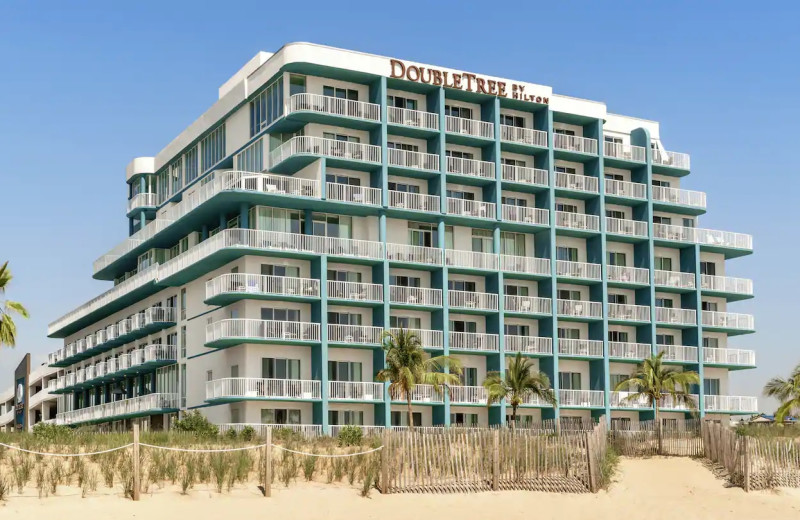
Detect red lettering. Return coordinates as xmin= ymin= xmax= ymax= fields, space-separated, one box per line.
xmin=497 ymin=82 xmax=507 ymax=97
xmin=452 ymin=74 xmax=462 ymax=89
xmin=419 ymin=67 xmax=432 ymax=84
xmin=432 ymin=69 xmax=443 ymax=86
xmin=407 ymin=65 xmax=420 ymax=82
xmin=476 ymin=78 xmax=488 ymax=94
xmin=389 ymin=59 xmax=405 ymax=79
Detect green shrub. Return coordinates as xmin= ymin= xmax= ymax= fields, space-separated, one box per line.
xmin=273 ymin=427 xmax=301 ymax=443
xmin=32 ymin=423 xmax=73 ymax=443
xmin=240 ymin=425 xmax=256 ymax=442
xmin=337 ymin=425 xmax=363 ymax=447
xmin=173 ymin=411 xmax=219 ymax=437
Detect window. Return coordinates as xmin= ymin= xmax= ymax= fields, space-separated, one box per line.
xmin=263 ymin=264 xmax=301 ymax=278
xmin=500 ymin=232 xmax=526 ymax=256
xmin=501 ymin=196 xmax=527 ymax=207
xmin=250 ymin=77 xmax=284 ymax=136
xmin=249 ymin=207 xmax=304 ymax=234
xmin=323 ymin=131 xmax=360 ymax=144
xmin=450 ymin=413 xmax=479 ymax=426
xmin=450 ymin=320 xmax=477 ymax=333
xmin=460 ymin=367 xmax=478 ymax=386
xmin=180 ymin=289 xmax=187 ymax=320
xmin=262 ymin=358 xmax=301 ymax=379
xmin=704 ymin=379 xmax=721 ymax=395
xmin=323 ymin=85 xmax=358 ymax=100
xmin=328 ymin=312 xmax=363 ymax=325
xmin=260 ymin=307 xmax=300 ymax=321
xmin=387 ymin=141 xmax=419 ymax=152
xmin=558 ymin=372 xmax=581 ymax=390
xmin=444 ymin=105 xmax=472 ymax=119
xmin=652 ymin=179 xmax=671 ymax=188
xmin=700 ymin=262 xmax=716 ymax=275
xmin=326 ymin=173 xmax=361 ymax=186
xmin=445 ymin=149 xmax=474 ymax=160
xmin=235 ymin=138 xmax=264 ymax=172
xmin=554 ymin=165 xmax=577 ymax=175
xmin=448 ymin=280 xmax=476 ymax=292
xmin=703 ymin=337 xmax=719 ymax=348
xmin=180 ymin=364 xmax=186 ymax=408
xmin=312 ymin=213 xmax=352 ymax=238
xmin=184 ymin=145 xmax=199 ymax=184
xmin=390 ymin=316 xmax=421 ymax=329
xmin=230 ymin=365 xmax=239 ymax=378
xmin=505 ymin=324 xmax=530 ymax=336
xmin=446 ymin=189 xmax=475 ymax=201
xmin=166 ymin=295 xmax=177 ymax=310
xmin=608 ymin=293 xmax=627 ymax=304
xmin=504 ymin=284 xmax=529 ymax=297
xmin=180 ymin=326 xmax=187 ymax=358
xmin=608 ymin=252 xmax=627 ymax=266
xmin=556 ymin=246 xmax=579 ymax=262
xmin=656 ymin=334 xmax=675 ymax=345
xmin=201 ymin=124 xmax=226 ymax=172
xmin=501 ymin=157 xmax=526 ymax=167
xmin=557 ymin=289 xmax=581 ymax=301
xmin=329 ymin=410 xmax=364 ymax=426
xmin=289 ymin=74 xmax=306 ymax=96
xmin=388 ymin=95 xmax=417 ymax=110
xmin=558 ymin=327 xmax=580 ymax=339
xmin=471 ymin=229 xmax=492 ymax=253
xmin=653 ymin=216 xmax=672 ymax=225
xmin=556 ymin=202 xmax=578 ymax=213
xmin=390 ymin=275 xmax=421 ymax=287
xmin=391 ymin=411 xmax=421 ymax=427
xmin=610 ymin=373 xmax=629 ymax=389
xmin=701 ymin=301 xmax=718 ymax=312
xmin=261 ymin=408 xmax=301 ymax=425
xmin=408 ymin=222 xmax=438 ymax=248
xmin=328 ymin=269 xmax=362 ymax=283
xmin=654 ymin=257 xmax=673 ymax=271
xmin=388 ymin=181 xmax=420 ymax=194
xmin=500 ymin=114 xmax=524 ymax=127
xmin=683 ymin=218 xmax=695 ymax=228
xmin=605 ymin=172 xmax=624 ymax=181
xmin=554 ymin=128 xmax=576 ymax=136
xmin=606 ymin=209 xmax=626 ymax=220
xmin=206 ymin=370 xmax=213 ymax=382
xmin=328 ymin=361 xmax=363 ymax=382
xmin=655 ymin=297 xmax=673 ymax=308
xmin=608 ymin=330 xmax=629 ymax=342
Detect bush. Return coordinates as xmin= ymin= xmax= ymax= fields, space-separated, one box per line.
xmin=273 ymin=427 xmax=301 ymax=443
xmin=240 ymin=425 xmax=256 ymax=442
xmin=225 ymin=428 xmax=239 ymax=440
xmin=337 ymin=425 xmax=363 ymax=447
xmin=32 ymin=423 xmax=73 ymax=442
xmin=173 ymin=411 xmax=219 ymax=437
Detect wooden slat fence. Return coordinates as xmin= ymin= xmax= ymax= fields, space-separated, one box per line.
xmin=610 ymin=419 xmax=703 ymax=457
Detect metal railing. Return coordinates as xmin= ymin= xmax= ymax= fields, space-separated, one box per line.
xmin=501 ymin=164 xmax=549 ymax=186
xmin=286 ymin=93 xmax=381 ymax=121
xmin=327 ymin=281 xmax=383 ymax=302
xmin=449 ymin=385 xmax=489 ymax=404
xmin=555 ymin=211 xmax=600 ymax=231
xmin=449 ymin=332 xmax=499 ymax=352
xmin=330 ymin=425 xmax=386 ymax=437
xmin=501 ymin=205 xmax=548 ymax=225
xmin=217 ymin=423 xmax=323 ymax=437
xmin=328 ymin=381 xmax=384 ymax=401
xmin=652 ymin=149 xmax=691 ymax=170
xmin=556 ymin=299 xmax=602 ymax=318
xmin=654 ymin=270 xmax=696 ymax=289
xmin=500 ymin=125 xmax=547 ymax=147
xmin=127 ymin=193 xmax=158 ymax=213
xmin=446 ymin=156 xmax=495 ymax=179
xmin=559 ymin=390 xmax=604 ymax=407
xmin=659 ymin=394 xmax=699 ymax=411
xmin=654 ymin=224 xmax=753 ymax=250
xmin=328 ymin=324 xmax=384 ymax=345
xmin=269 ymin=136 xmax=381 ymax=167
xmin=206 ymin=378 xmax=321 ymax=401
xmin=206 ymin=319 xmax=321 ymax=343
xmin=607 ymin=265 xmax=650 ymax=285
xmin=448 ymin=290 xmax=498 ymax=311
xmin=604 ymin=178 xmax=647 ymax=199
xmin=390 ymin=328 xmax=444 ymax=350
xmin=206 ymin=273 xmax=320 ymax=300
xmin=556 ymin=260 xmax=601 ymax=280
xmin=603 ymin=142 xmax=646 ymax=162
xmin=555 ymin=172 xmax=599 ymax=193
xmin=703 ymin=347 xmax=756 ymax=366
xmin=445 ymin=249 xmax=499 ymax=270
xmin=657 ymin=344 xmax=699 ymax=363
xmin=606 ymin=217 xmax=648 ymax=238
xmin=608 ymin=303 xmax=651 ymax=322
xmin=388 ymin=190 xmax=440 ymax=212
xmin=56 ymin=393 xmax=179 ymax=425
xmin=500 ymin=254 xmax=551 ymax=276
xmin=652 ymin=186 xmax=706 ymax=208
xmin=610 ymin=391 xmax=651 ymax=409
xmin=608 ymin=342 xmax=652 ymax=360
xmin=504 ymin=295 xmax=551 ymax=314
xmin=553 ymin=134 xmax=598 ymax=154
xmin=446 ymin=197 xmax=496 ymax=219
xmin=389 ymin=285 xmax=443 ymax=306
xmin=700 ymin=275 xmax=753 ymax=296
xmin=387 ymin=148 xmax=440 ymax=171
xmin=655 ymin=307 xmax=697 ymax=325
xmin=387 ymin=106 xmax=439 ymax=130
xmin=505 ymin=336 xmax=553 ymax=355
xmin=391 ymin=384 xmax=444 ymax=403
xmin=326 ymin=182 xmax=381 ymax=206
xmin=704 ymin=395 xmax=757 ymax=413
xmin=558 ymin=339 xmax=603 ymax=357
xmin=386 ymin=243 xmax=443 ymax=264
xmin=701 ymin=311 xmax=754 ymax=330
xmin=445 ymin=115 xmax=494 ymax=138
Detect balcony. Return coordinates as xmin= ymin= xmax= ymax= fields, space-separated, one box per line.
xmin=555 ymin=211 xmax=600 ymax=232
xmin=703 ymin=347 xmax=756 ymax=367
xmin=445 ymin=250 xmax=499 ymax=271
xmin=449 ymin=332 xmax=499 ymax=352
xmin=559 ymin=390 xmax=604 ymax=408
xmin=206 ymin=378 xmax=321 ymax=402
xmin=205 ymin=273 xmax=320 ymax=305
xmin=556 ymin=260 xmax=602 ymax=281
xmin=449 ymin=385 xmax=489 ymax=404
xmin=500 ymin=255 xmax=551 ymax=277
xmin=609 ymin=342 xmax=652 ymax=362
xmin=500 ymin=125 xmax=547 ymax=148
xmin=445 ymin=115 xmax=494 ymax=140
xmin=557 ymin=299 xmax=603 ymax=319
xmin=652 ymin=186 xmax=707 ymax=211
xmin=607 ymin=265 xmax=649 ymax=286
xmin=606 ymin=217 xmax=648 ymax=239
xmin=389 ymin=285 xmax=442 ymax=307
xmin=285 ymin=93 xmax=381 ymax=123
xmin=504 ymin=295 xmax=551 ymax=315
xmin=386 ymin=243 xmax=443 ymax=265
xmin=126 ymin=193 xmax=158 ymax=215
xmin=659 ymin=394 xmax=699 ymax=411
xmin=391 ymin=384 xmax=444 ymax=404
xmin=604 ymin=179 xmax=647 ymax=200
xmin=505 ymin=336 xmax=553 ymax=356
xmin=555 ymin=172 xmax=599 ymax=194
xmin=387 ymin=148 xmax=440 ymax=173
xmin=328 ymin=324 xmax=384 ymax=346
xmin=653 ymin=224 xmax=753 ymax=254
xmin=610 ymin=391 xmax=651 ymax=409
xmin=446 ymin=156 xmax=495 ymax=180
xmin=446 ymin=197 xmax=496 ymax=220
xmin=654 ymin=270 xmax=696 ymax=290
xmin=448 ymin=290 xmax=498 ymax=312
xmin=658 ymin=344 xmax=699 ymax=363
xmin=608 ymin=303 xmax=651 ymax=323
xmin=500 ymin=164 xmax=549 ymax=188
xmin=219 ymin=423 xmax=323 ymax=438
xmin=704 ymin=395 xmax=758 ymax=414
xmin=558 ymin=339 xmax=603 ymax=358
xmin=327 ymin=281 xmax=383 ymax=304
xmin=269 ymin=136 xmax=381 ymax=172
xmin=388 ymin=190 xmax=440 ymax=213
xmin=701 ymin=311 xmax=755 ymax=333
xmin=57 ymin=344 xmax=178 ymax=392
xmin=554 ymin=134 xmax=598 ymax=155
xmin=326 ymin=182 xmax=381 ymax=206
xmin=502 ymin=205 xmax=549 ymax=226
xmin=655 ymin=307 xmax=697 ymax=326
xmin=700 ymin=275 xmax=754 ymax=299
xmin=0 ymin=410 xmax=12 ymax=427
xmin=652 ymin=149 xmax=691 ymax=170
xmin=603 ymin=142 xmax=646 ymax=163
xmin=56 ymin=393 xmax=179 ymax=426
xmin=387 ymin=106 xmax=439 ymax=132
xmin=390 ymin=328 xmax=443 ymax=350
xmin=328 ymin=381 xmax=384 ymax=402
xmin=205 ymin=319 xmax=321 ymax=348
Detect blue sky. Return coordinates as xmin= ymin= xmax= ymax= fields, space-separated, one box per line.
xmin=0 ymin=1 xmax=796 ymax=409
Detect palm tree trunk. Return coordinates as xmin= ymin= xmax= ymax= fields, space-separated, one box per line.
xmin=511 ymin=404 xmax=517 ymax=432
xmin=655 ymin=399 xmax=663 ymax=455
xmin=407 ymin=395 xmax=414 ymax=433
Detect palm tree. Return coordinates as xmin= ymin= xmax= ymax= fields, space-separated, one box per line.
xmin=763 ymin=362 xmax=800 ymax=423
xmin=483 ymin=353 xmax=556 ymax=430
xmin=613 ymin=352 xmax=700 ymax=453
xmin=376 ymin=328 xmax=462 ymax=431
xmin=0 ymin=262 xmax=29 ymax=348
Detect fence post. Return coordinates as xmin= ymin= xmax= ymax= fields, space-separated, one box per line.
xmin=743 ymin=435 xmax=750 ymax=493
xmin=380 ymin=430 xmax=390 ymax=494
xmin=132 ymin=422 xmax=140 ymax=501
xmin=492 ymin=429 xmax=499 ymax=491
xmin=264 ymin=429 xmax=272 ymax=497
xmin=585 ymin=430 xmax=597 ymax=493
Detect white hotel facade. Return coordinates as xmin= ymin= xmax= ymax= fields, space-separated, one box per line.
xmin=46 ymin=43 xmax=756 ymax=434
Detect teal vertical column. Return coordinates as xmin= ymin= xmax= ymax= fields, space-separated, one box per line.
xmin=303 ymin=209 xmax=313 ymax=235
xmin=492 ymin=224 xmax=506 ymax=425
xmin=492 ymin=97 xmax=503 ymax=220
xmin=377 ymin=77 xmax=389 ymax=207
xmin=378 ymin=212 xmax=391 ymax=427
xmin=693 ymin=244 xmax=706 ymax=418
xmin=139 ymin=176 xmax=147 ymax=232
xmin=595 ymin=119 xmax=611 ymax=424
xmin=544 ymin=109 xmax=560 ymax=421
xmin=319 ymin=158 xmax=327 ymax=200
xmin=436 ymin=87 xmax=447 ymax=215
xmin=239 ymin=203 xmax=249 ymax=229
xmin=312 ymin=256 xmax=330 ymax=432
xmin=438 ymin=217 xmax=450 ymax=426
xmin=219 ymin=213 xmax=226 ymax=231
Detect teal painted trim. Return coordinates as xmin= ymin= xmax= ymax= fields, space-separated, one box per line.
xmin=378 ymin=212 xmax=391 ymax=427
xmin=694 ymin=243 xmax=706 ymax=418
xmin=320 ymin=157 xmax=327 ymax=199
xmin=545 ymin=108 xmax=560 ymax=421
xmin=596 ymin=118 xmax=611 ymax=425
xmin=187 ymin=403 xmax=216 ymax=410
xmin=318 ymin=255 xmax=330 ymax=430
xmin=378 ymin=76 xmax=389 ymax=208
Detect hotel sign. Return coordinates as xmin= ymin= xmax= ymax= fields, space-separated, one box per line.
xmin=389 ymin=59 xmax=549 ymax=104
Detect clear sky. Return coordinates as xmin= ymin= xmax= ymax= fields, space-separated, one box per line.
xmin=0 ymin=1 xmax=797 ymax=409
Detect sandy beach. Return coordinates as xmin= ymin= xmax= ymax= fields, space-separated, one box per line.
xmin=2 ymin=457 xmax=800 ymax=519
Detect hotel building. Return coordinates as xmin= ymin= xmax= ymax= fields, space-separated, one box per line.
xmin=0 ymin=355 xmax=59 ymax=432
xmin=46 ymin=43 xmax=756 ymax=433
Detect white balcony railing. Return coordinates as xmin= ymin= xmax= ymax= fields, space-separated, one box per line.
xmin=659 ymin=394 xmax=699 ymax=411
xmin=127 ymin=193 xmax=158 ymax=213
xmin=390 ymin=328 xmax=444 ymax=350
xmin=328 ymin=381 xmax=384 ymax=402
xmin=206 ymin=378 xmax=321 ymax=401
xmin=217 ymin=423 xmax=323 ymax=438
xmin=391 ymin=384 xmax=444 ymax=403
xmin=658 ymin=344 xmax=699 ymax=363
xmin=445 ymin=249 xmax=499 ymax=270
xmin=387 ymin=148 xmax=440 ymax=172
xmin=608 ymin=303 xmax=651 ymax=322
xmin=652 ymin=149 xmax=691 ymax=170
xmin=500 ymin=255 xmax=551 ymax=276
xmin=286 ymin=93 xmax=381 ymax=121
xmin=555 ymin=211 xmax=600 ymax=231
xmin=504 ymin=295 xmax=551 ymax=314
xmin=556 ymin=260 xmax=601 ymax=280
xmin=269 ymin=136 xmax=381 ymax=168
xmin=328 ymin=324 xmax=384 ymax=345
xmin=446 ymin=198 xmax=496 ymax=219
xmin=386 ymin=243 xmax=443 ymax=265
xmin=449 ymin=332 xmax=499 ymax=352
xmin=604 ymin=179 xmax=647 ymax=199
xmin=557 ymin=299 xmax=602 ymax=318
xmin=654 ymin=224 xmax=753 ymax=250
xmin=702 ymin=311 xmax=755 ymax=331
xmin=56 ymin=393 xmax=179 ymax=426
xmin=387 ymin=106 xmax=439 ymax=131
xmin=448 ymin=290 xmax=498 ymax=311
xmin=445 ymin=115 xmax=494 ymax=139
xmin=607 ymin=265 xmax=650 ymax=285
xmin=703 ymin=347 xmax=756 ymax=366
xmin=603 ymin=142 xmax=646 ymax=162
xmin=558 ymin=339 xmax=603 ymax=358
xmin=326 ymin=182 xmax=381 ymax=206
xmin=610 ymin=391 xmax=651 ymax=409
xmin=704 ymin=395 xmax=758 ymax=413
xmin=652 ymin=186 xmax=707 ymax=209
xmin=205 ymin=273 xmax=320 ymax=300
xmin=554 ymin=134 xmax=598 ymax=154
xmin=606 ymin=217 xmax=648 ymax=238
xmin=446 ymin=156 xmax=495 ymax=179
xmin=654 ymin=270 xmax=696 ymax=289
xmin=389 ymin=285 xmax=443 ymax=306
xmin=449 ymin=385 xmax=489 ymax=404
xmin=502 ymin=205 xmax=549 ymax=226
xmin=655 ymin=307 xmax=697 ymax=325
xmin=559 ymin=390 xmax=604 ymax=407
xmin=555 ymin=172 xmax=599 ymax=193
xmin=327 ymin=281 xmax=383 ymax=303
xmin=700 ymin=275 xmax=753 ymax=296
xmin=501 ymin=164 xmax=549 ymax=186
xmin=505 ymin=336 xmax=553 ymax=355
xmin=206 ymin=319 xmax=321 ymax=343
xmin=388 ymin=190 xmax=440 ymax=212
xmin=609 ymin=342 xmax=652 ymax=361
xmin=500 ymin=125 xmax=547 ymax=147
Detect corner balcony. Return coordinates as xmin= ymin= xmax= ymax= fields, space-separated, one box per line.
xmin=653 ymin=224 xmax=753 ymax=257
xmin=504 ymin=295 xmax=551 ymax=315
xmin=654 ymin=270 xmax=696 ymax=291
xmin=328 ymin=381 xmax=384 ymax=402
xmin=605 ymin=217 xmax=648 ymax=239
xmin=655 ymin=307 xmax=697 ymax=327
xmin=269 ymin=136 xmax=381 ymax=173
xmin=609 ymin=342 xmax=652 ymax=362
xmin=555 ymin=172 xmax=599 ymax=195
xmin=556 ymin=260 xmax=602 ymax=281
xmin=205 ymin=319 xmax=321 ymax=348
xmin=389 ymin=285 xmax=443 ymax=308
xmin=501 ymin=205 xmax=549 ymax=227
xmin=391 ymin=384 xmax=444 ymax=404
xmin=555 ymin=211 xmax=600 ymax=233
xmin=604 ymin=179 xmax=647 ymax=201
xmin=445 ymin=250 xmax=499 ymax=271
xmin=500 ymin=125 xmax=547 ymax=148
xmin=285 ymin=93 xmax=381 ymax=126
xmin=557 ymin=299 xmax=603 ymax=320
xmin=505 ymin=336 xmax=553 ymax=356
xmin=703 ymin=347 xmax=756 ymax=368
xmin=700 ymin=275 xmax=754 ymax=300
xmin=558 ymin=339 xmax=603 ymax=358
xmin=328 ymin=324 xmax=384 ymax=346
xmin=607 ymin=265 xmax=650 ymax=286
xmin=449 ymin=331 xmax=499 ymax=352
xmin=559 ymin=390 xmax=604 ymax=408
xmin=448 ymin=290 xmax=498 ymax=313
xmin=608 ymin=303 xmax=651 ymax=323
xmin=206 ymin=378 xmax=321 ymax=403
xmin=701 ymin=311 xmax=755 ymax=334
xmin=704 ymin=395 xmax=758 ymax=414
xmin=652 ymin=149 xmax=691 ymax=171
xmin=55 ymin=393 xmax=179 ymax=426
xmin=449 ymin=385 xmax=489 ymax=405
xmin=500 ymin=164 xmax=549 ymax=189
xmin=387 ymin=106 xmax=439 ymax=133
xmin=652 ymin=186 xmax=707 ymax=213
xmin=387 ymin=243 xmax=443 ymax=266
xmin=611 ymin=391 xmax=651 ymax=409
xmin=659 ymin=393 xmax=699 ymax=411
xmin=500 ymin=254 xmax=551 ymax=278
xmin=554 ymin=134 xmax=598 ymax=156
xmin=327 ymin=281 xmax=383 ymax=305
xmin=92 ymin=218 xmax=172 ymax=277
xmin=445 ymin=115 xmax=494 ymax=141
xmin=326 ymin=182 xmax=382 ymax=206
xmin=658 ymin=344 xmax=699 ymax=363
xmin=446 ymin=197 xmax=496 ymax=220
xmin=388 ymin=190 xmax=440 ymax=213
xmin=126 ymin=193 xmax=158 ymax=216
xmin=204 ymin=273 xmax=320 ymax=305
xmin=387 ymin=148 xmax=440 ymax=174
xmin=390 ymin=328 xmax=443 ymax=350
xmin=603 ymin=142 xmax=646 ymax=164
xmin=446 ymin=156 xmax=496 ymax=181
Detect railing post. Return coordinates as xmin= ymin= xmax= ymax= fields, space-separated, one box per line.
xmin=585 ymin=430 xmax=597 ymax=493
xmin=264 ymin=429 xmax=272 ymax=497
xmin=132 ymin=422 xmax=140 ymax=501
xmin=492 ymin=429 xmax=500 ymax=491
